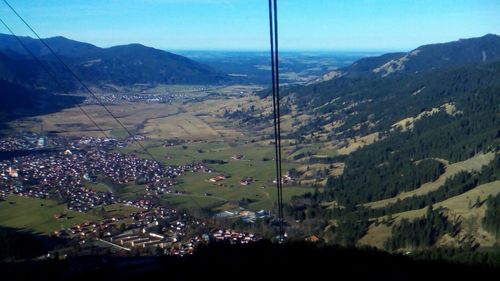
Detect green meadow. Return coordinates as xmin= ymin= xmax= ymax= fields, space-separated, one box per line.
xmin=0 ymin=195 xmax=140 ymax=235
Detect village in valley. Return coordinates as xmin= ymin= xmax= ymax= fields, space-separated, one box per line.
xmin=0 ymin=84 xmax=328 ymax=260
xmin=1 ymin=1 xmax=500 ymax=276
xmin=0 ymin=133 xmax=264 ymax=258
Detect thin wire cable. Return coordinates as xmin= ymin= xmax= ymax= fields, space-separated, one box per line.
xmin=2 ymin=0 xmax=157 ymax=163
xmin=268 ymin=0 xmax=281 ymax=234
xmin=273 ymin=0 xmax=284 ymax=239
xmin=0 ymin=17 xmax=112 ymax=141
xmin=0 ymin=5 xmax=205 ymax=210
xmin=268 ymin=0 xmax=284 ymax=240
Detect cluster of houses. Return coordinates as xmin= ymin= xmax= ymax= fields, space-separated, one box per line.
xmin=104 ymin=217 xmax=199 ymax=254
xmin=1 ymin=134 xmax=263 ymax=258
xmin=272 ymin=173 xmax=295 ymax=185
xmin=231 ymin=154 xmax=245 ymax=160
xmin=54 ymin=203 xmax=191 ymax=250
xmin=162 ymin=229 xmax=259 ymax=256
xmin=82 ymin=92 xmax=189 ymax=105
xmin=209 ymin=174 xmax=226 ymax=183
xmin=0 ymin=148 xmax=118 ymax=211
xmin=127 ymin=199 xmax=155 ymax=210
xmin=215 ymin=209 xmax=270 ymax=223
xmin=0 ymin=181 xmax=51 ymax=200
xmin=66 ymin=187 xmax=117 ymax=212
xmin=212 ymin=229 xmax=258 ymax=244
xmin=207 ymin=174 xmax=256 ymax=187
xmin=0 ymin=135 xmax=38 ymax=151
xmin=51 ymin=200 xmax=259 ymax=257
xmin=55 ymin=204 xmax=173 ymax=239
xmin=240 ymin=177 xmax=254 ymax=186
xmin=0 ymin=188 xmax=6 ymax=201
xmin=109 ymin=231 xmax=168 ymax=250
xmin=0 ymin=135 xmax=213 ymax=212
xmin=145 ymin=180 xmax=183 ymax=196
xmin=78 ymin=135 xmax=146 ymax=150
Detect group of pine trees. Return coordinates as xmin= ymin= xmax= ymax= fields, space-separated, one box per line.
xmin=270 ymin=59 xmax=500 ymax=252
xmin=371 ymin=154 xmax=500 ymax=217
xmin=483 ymin=194 xmax=500 ymax=238
xmin=385 ymin=206 xmax=454 ymax=250
xmin=0 ymin=227 xmax=45 ymax=260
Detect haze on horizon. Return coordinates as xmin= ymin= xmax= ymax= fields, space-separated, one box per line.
xmin=0 ymin=0 xmax=499 ymax=52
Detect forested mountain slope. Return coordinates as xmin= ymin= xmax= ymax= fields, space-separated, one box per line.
xmin=323 ymin=33 xmax=500 ymax=78
xmin=268 ymin=35 xmax=500 ymax=251
xmin=0 ymin=33 xmax=229 ymax=88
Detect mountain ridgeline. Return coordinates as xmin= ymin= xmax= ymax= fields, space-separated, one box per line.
xmin=272 ymin=34 xmax=500 ymax=140
xmin=0 ymin=33 xmax=229 ymax=88
xmin=1 ymin=30 xmax=500 ymax=254
xmin=331 ymin=33 xmax=500 ymax=78
xmin=0 ymin=34 xmax=229 ymax=131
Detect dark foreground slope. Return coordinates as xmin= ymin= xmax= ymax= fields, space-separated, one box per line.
xmin=1 ymin=241 xmax=500 ymax=281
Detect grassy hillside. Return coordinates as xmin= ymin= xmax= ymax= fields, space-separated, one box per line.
xmin=364 ymin=152 xmax=496 ymax=209
xmin=0 ymin=195 xmax=139 ymax=235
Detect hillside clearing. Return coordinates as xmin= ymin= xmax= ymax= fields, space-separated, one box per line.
xmin=382 ymin=181 xmax=500 ymax=222
xmin=364 ymin=152 xmax=496 ymax=209
xmin=337 ymin=132 xmax=381 ymax=155
xmin=390 ymin=103 xmax=460 ymax=132
xmin=357 ymin=223 xmax=392 ymax=249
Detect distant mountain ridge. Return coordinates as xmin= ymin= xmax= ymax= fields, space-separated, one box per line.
xmin=274 ymin=34 xmax=500 ymax=137
xmin=0 ymin=33 xmax=229 ymax=87
xmin=0 ymin=34 xmax=229 ymax=132
xmin=320 ymin=34 xmax=500 ymax=79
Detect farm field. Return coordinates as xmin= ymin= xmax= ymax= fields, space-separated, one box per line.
xmin=0 ymin=195 xmax=141 ymax=235
xmin=141 ymin=113 xmax=223 ymax=140
xmin=164 ymin=172 xmax=313 ymax=211
xmin=4 ymin=85 xmax=334 ymax=216
xmin=13 ymin=103 xmax=181 ymax=137
xmin=0 ymin=195 xmax=98 ymax=234
xmin=126 ymin=140 xmax=315 ymax=210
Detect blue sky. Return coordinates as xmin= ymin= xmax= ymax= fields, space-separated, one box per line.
xmin=0 ymin=0 xmax=499 ymax=51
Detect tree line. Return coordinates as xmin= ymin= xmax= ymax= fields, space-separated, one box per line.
xmin=385 ymin=206 xmax=455 ymax=250
xmin=371 ymin=154 xmax=500 ymax=217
